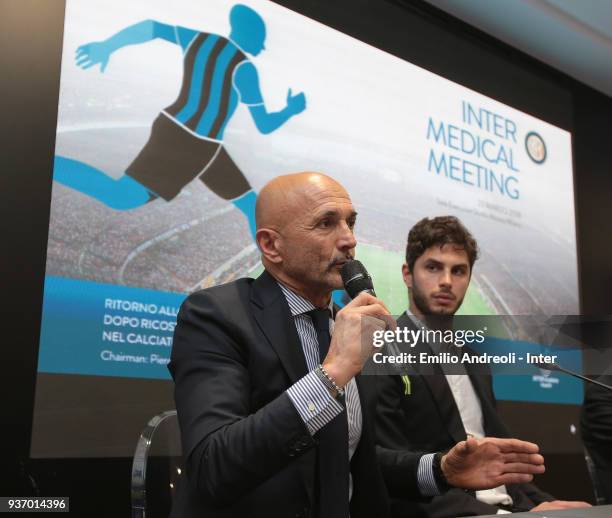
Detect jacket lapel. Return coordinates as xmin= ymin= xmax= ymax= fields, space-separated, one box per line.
xmin=250 ymin=270 xmax=308 ymax=383
xmin=397 ymin=313 xmax=467 ymax=443
xmin=423 ymin=369 xmax=467 ymax=444
xmin=250 ymin=271 xmax=315 ymax=504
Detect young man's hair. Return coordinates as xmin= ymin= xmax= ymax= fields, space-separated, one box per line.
xmin=406 ymin=216 xmax=479 ymax=273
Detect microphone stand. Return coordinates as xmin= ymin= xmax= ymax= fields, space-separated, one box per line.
xmin=538 ymin=362 xmax=612 ymax=391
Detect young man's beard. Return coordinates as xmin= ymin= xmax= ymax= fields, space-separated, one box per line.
xmin=411 ymin=277 xmax=463 ymax=317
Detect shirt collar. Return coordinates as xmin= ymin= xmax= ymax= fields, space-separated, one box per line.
xmin=406 ymin=308 xmax=461 ymax=355
xmin=277 ymin=281 xmax=333 ymax=317
xmin=405 ymin=307 xmax=426 ymax=329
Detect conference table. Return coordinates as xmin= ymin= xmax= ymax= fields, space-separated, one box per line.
xmin=479 ymin=505 xmax=612 ymax=518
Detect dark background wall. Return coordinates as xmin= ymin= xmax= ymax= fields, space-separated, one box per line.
xmin=3 ymin=0 xmax=612 ymax=514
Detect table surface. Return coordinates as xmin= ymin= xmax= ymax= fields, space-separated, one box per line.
xmin=477 ymin=505 xmax=612 ymax=518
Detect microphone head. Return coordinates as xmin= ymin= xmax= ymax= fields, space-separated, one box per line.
xmin=341 ymin=260 xmax=375 ymax=299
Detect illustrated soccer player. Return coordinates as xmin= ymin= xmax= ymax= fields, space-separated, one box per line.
xmin=54 ymin=4 xmax=307 ymax=239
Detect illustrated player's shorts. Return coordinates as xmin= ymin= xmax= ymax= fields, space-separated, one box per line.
xmin=126 ymin=112 xmax=251 ymax=201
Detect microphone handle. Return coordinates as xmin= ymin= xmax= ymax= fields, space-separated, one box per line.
xmin=540 ymin=363 xmax=612 ymax=392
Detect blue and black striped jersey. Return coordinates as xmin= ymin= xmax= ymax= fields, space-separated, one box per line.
xmin=166 ymin=28 xmax=258 ymax=140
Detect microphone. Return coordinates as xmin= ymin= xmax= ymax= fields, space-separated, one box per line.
xmin=535 ymin=361 xmax=612 ymax=392
xmin=341 ymin=260 xmax=376 ymax=299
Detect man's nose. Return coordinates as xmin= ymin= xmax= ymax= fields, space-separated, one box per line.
xmin=439 ymin=269 xmax=452 ymax=287
xmin=338 ymin=222 xmax=357 ymax=251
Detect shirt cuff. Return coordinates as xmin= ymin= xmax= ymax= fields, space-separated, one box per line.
xmin=417 ymin=453 xmax=441 ymax=496
xmin=497 ymin=510 xmax=512 ymax=514
xmin=286 ymin=370 xmax=344 ymax=435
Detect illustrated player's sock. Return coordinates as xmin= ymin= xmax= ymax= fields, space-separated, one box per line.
xmin=232 ymin=190 xmax=257 ymax=240
xmin=53 ymin=156 xmax=150 ymax=210
xmin=332 ymin=289 xmax=349 ymax=309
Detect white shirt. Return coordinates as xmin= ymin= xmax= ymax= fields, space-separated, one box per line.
xmin=406 ymin=310 xmax=513 ymax=513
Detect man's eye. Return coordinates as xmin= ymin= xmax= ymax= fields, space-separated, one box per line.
xmin=318 ymin=219 xmax=331 ymax=228
xmin=426 ymin=264 xmax=438 ymax=271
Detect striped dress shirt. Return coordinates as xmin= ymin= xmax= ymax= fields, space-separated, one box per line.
xmin=280 ymin=283 xmax=362 ymax=502
xmin=282 ymin=285 xmax=437 ymax=500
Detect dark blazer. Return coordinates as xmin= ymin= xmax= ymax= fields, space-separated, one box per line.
xmin=581 ymin=374 xmax=612 ymax=503
xmin=375 ymin=313 xmax=554 ymax=518
xmin=168 ymin=271 xmax=424 ymax=518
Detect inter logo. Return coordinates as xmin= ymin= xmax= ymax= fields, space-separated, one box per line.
xmin=525 ymin=131 xmax=547 ymax=164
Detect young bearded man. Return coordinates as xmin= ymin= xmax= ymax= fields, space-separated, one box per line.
xmin=375 ymin=215 xmax=590 ymax=517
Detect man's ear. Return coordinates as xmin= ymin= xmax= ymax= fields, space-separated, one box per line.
xmin=256 ymin=228 xmax=282 ymax=264
xmin=402 ymin=263 xmax=413 ymax=289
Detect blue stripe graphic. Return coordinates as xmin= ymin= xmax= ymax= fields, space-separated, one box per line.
xmin=175 ymin=34 xmax=219 ymax=124
xmin=473 ymin=337 xmax=583 ymax=405
xmin=38 ymin=276 xmax=186 ymax=380
xmin=196 ymin=44 xmax=239 ymax=135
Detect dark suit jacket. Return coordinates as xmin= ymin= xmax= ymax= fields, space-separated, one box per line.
xmin=581 ymin=374 xmax=612 ymax=503
xmin=375 ymin=313 xmax=554 ymax=518
xmin=168 ymin=271 xmax=425 ymax=518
